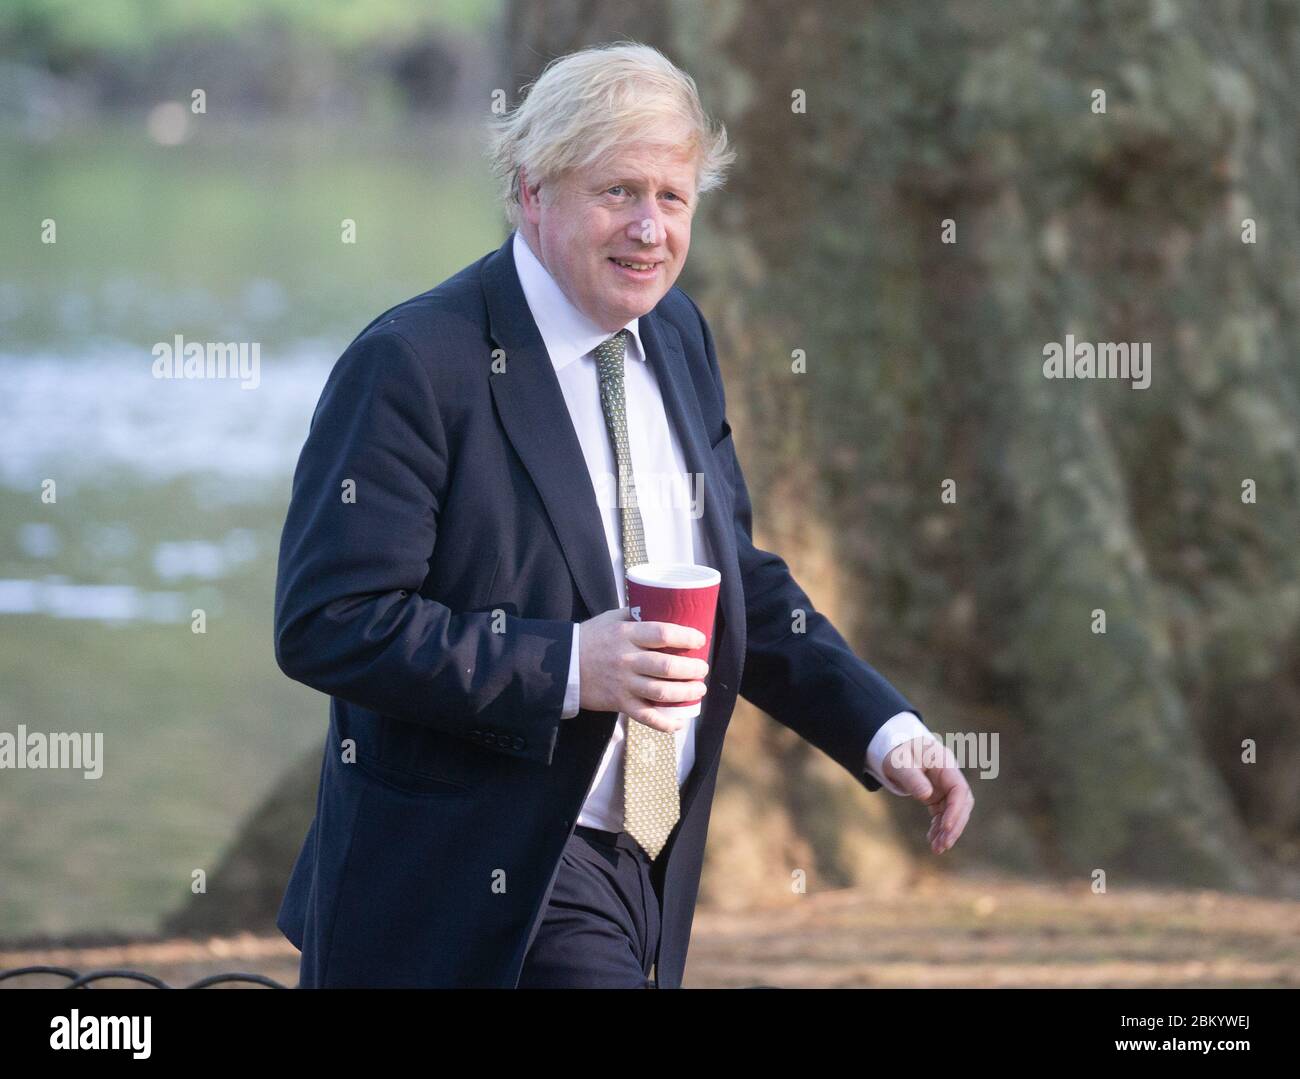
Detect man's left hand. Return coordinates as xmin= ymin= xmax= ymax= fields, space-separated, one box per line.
xmin=881 ymin=735 xmax=973 ymax=854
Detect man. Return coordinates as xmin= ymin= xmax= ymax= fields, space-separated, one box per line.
xmin=273 ymin=41 xmax=971 ymax=989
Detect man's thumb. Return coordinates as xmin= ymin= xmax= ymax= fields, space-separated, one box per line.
xmin=893 ymin=765 xmax=934 ymax=801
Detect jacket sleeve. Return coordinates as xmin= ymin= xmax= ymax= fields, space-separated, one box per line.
xmin=688 ymin=300 xmax=923 ymax=793
xmin=273 ymin=329 xmax=574 ymax=765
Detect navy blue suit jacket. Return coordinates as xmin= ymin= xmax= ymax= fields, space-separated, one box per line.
xmin=273 ymin=230 xmax=921 ymax=987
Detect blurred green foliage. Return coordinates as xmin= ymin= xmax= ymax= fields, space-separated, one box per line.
xmin=0 ymin=0 xmax=499 ymax=58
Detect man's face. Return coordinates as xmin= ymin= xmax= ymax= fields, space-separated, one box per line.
xmin=520 ymin=138 xmax=697 ymax=332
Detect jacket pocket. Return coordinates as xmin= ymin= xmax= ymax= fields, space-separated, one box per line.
xmin=353 ymin=750 xmax=475 ymax=797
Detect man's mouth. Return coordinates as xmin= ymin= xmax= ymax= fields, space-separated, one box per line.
xmin=609 ymin=257 xmax=662 ymax=278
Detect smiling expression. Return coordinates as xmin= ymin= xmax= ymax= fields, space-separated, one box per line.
xmin=518 ymin=138 xmax=698 ymax=332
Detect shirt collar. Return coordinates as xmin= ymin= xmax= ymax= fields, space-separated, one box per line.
xmin=512 ymin=229 xmax=646 ymax=373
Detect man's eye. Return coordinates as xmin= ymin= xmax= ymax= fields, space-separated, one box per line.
xmin=607 ymin=185 xmax=626 ymax=196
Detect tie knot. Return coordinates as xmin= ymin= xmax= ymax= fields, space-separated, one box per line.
xmin=594 ymin=329 xmax=631 ymax=383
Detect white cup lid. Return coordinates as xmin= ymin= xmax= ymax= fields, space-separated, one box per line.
xmin=625 ymin=562 xmax=721 ymax=588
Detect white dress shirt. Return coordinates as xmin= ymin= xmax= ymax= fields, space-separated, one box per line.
xmin=511 ymin=230 xmax=933 ymax=824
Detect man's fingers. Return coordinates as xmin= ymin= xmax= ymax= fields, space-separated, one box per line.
xmin=629 ymin=674 xmax=708 ymax=704
xmin=633 ymin=620 xmax=706 ymax=651
xmin=631 ymin=650 xmax=710 ymax=681
xmin=627 ymin=704 xmax=683 ymax=734
xmin=928 ymin=769 xmax=974 ymax=853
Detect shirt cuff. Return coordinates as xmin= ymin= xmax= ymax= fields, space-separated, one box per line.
xmin=864 ymin=711 xmax=934 ymax=795
xmin=561 ymin=622 xmax=581 ymax=720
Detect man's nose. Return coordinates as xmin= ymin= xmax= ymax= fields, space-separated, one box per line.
xmin=627 ymin=206 xmax=664 ymax=246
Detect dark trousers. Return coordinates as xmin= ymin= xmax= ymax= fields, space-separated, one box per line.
xmin=518 ymin=825 xmax=664 ymax=988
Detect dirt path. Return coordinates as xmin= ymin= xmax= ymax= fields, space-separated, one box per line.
xmin=4 ymin=873 xmax=1296 ymax=988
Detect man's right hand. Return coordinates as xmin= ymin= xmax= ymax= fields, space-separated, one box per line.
xmin=577 ymin=606 xmax=709 ymax=733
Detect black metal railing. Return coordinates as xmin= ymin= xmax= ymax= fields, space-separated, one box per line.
xmin=0 ymin=965 xmax=291 ymax=988
xmin=1 ymin=964 xmax=783 ymax=988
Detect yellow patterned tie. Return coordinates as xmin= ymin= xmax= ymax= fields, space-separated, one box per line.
xmin=593 ymin=329 xmax=680 ymax=860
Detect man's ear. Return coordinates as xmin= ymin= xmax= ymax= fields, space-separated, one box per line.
xmin=519 ymin=167 xmax=543 ymax=223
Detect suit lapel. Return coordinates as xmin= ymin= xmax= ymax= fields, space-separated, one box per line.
xmin=483 ymin=234 xmax=619 ymax=620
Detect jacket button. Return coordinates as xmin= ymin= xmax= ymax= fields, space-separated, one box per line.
xmin=484 ymin=732 xmax=497 ymax=745
xmin=512 ymin=737 xmax=525 ymax=750
xmin=469 ymin=729 xmax=481 ymax=740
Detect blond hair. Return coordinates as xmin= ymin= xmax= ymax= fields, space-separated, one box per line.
xmin=486 ymin=41 xmax=735 ymax=228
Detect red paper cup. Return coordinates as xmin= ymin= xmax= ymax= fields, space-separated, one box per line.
xmin=625 ymin=562 xmax=721 ymax=720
